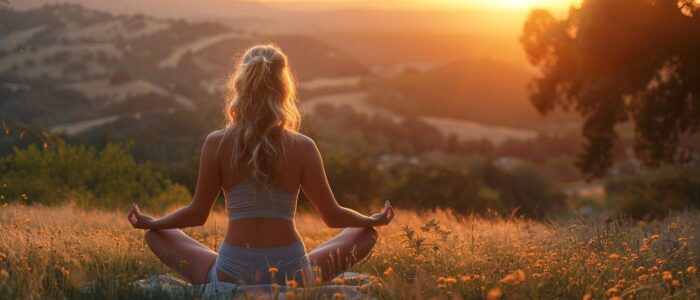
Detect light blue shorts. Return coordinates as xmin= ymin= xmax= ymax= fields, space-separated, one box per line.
xmin=207 ymin=240 xmax=313 ymax=285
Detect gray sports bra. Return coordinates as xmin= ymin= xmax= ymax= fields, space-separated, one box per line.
xmin=224 ymin=179 xmax=299 ymax=221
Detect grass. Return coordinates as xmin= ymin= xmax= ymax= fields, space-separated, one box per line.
xmin=0 ymin=203 xmax=698 ymax=299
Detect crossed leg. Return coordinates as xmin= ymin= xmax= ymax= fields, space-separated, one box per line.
xmin=143 ymin=229 xmax=217 ymax=284
xmin=308 ymin=227 xmax=378 ymax=282
xmin=143 ymin=227 xmax=378 ymax=285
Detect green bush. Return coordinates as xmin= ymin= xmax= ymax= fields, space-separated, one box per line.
xmin=606 ymin=166 xmax=700 ymax=219
xmin=323 ymin=153 xmax=387 ymax=210
xmin=0 ymin=142 xmax=190 ymax=210
xmin=482 ymin=163 xmax=565 ymax=218
xmin=386 ymin=165 xmax=501 ymax=213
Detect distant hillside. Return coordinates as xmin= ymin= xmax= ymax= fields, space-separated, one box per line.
xmin=315 ymin=31 xmax=525 ymax=66
xmin=367 ymin=59 xmax=577 ymax=129
xmin=0 ymin=4 xmax=366 ymax=130
xmin=0 ymin=4 xmax=367 ymax=164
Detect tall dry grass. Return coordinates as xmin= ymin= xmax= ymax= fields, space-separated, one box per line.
xmin=0 ymin=204 xmax=698 ymax=299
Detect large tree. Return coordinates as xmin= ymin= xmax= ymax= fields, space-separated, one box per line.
xmin=521 ymin=0 xmax=700 ymax=178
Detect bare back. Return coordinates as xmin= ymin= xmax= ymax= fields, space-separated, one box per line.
xmin=213 ymin=129 xmax=308 ymax=248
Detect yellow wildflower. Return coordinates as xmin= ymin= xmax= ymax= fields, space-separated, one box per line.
xmin=286 ymin=280 xmax=298 ymax=288
xmin=500 ymin=274 xmax=517 ymax=284
xmin=383 ymin=267 xmax=394 ymax=276
xmin=285 ymin=290 xmax=296 ymax=299
xmin=487 ymin=288 xmax=503 ymax=300
xmin=672 ymin=280 xmax=680 ymax=288
xmin=662 ymin=271 xmax=673 ymax=282
xmin=688 ymin=266 xmax=697 ymax=274
xmin=178 ymin=259 xmax=188 ymax=268
xmin=268 ymin=267 xmax=278 ymax=274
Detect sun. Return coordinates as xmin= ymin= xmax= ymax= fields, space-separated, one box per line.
xmin=490 ymin=0 xmax=536 ymax=7
xmin=423 ymin=0 xmax=576 ymax=10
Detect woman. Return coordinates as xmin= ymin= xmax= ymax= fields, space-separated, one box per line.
xmin=127 ymin=44 xmax=395 ymax=286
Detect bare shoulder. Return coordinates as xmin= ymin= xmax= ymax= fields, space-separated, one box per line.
xmin=283 ymin=131 xmax=318 ymax=156
xmin=201 ymin=129 xmax=229 ymax=154
xmin=207 ymin=128 xmax=228 ymax=139
xmin=288 ymin=132 xmax=315 ymax=145
xmin=205 ymin=129 xmax=228 ymax=143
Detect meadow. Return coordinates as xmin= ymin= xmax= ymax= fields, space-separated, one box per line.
xmin=0 ymin=204 xmax=698 ymax=299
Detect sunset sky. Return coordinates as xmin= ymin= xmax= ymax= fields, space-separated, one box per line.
xmin=257 ymin=0 xmax=578 ymax=10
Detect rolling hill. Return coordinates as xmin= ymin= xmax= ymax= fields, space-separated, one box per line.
xmin=366 ymin=59 xmax=578 ymax=129
xmin=0 ymin=4 xmax=367 ymax=163
xmin=0 ymin=4 xmax=367 ymax=131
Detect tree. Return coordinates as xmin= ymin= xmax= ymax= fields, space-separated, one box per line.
xmin=521 ymin=0 xmax=700 ymax=178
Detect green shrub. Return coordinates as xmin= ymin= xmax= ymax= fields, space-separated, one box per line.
xmin=323 ymin=153 xmax=387 ymax=210
xmin=0 ymin=142 xmax=190 ymax=210
xmin=387 ymin=165 xmax=501 ymax=213
xmin=606 ymin=166 xmax=700 ymax=219
xmin=483 ymin=163 xmax=565 ymax=218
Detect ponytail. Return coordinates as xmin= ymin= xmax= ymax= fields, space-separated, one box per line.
xmin=224 ymin=45 xmax=301 ymax=192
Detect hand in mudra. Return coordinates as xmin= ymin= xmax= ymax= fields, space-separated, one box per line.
xmin=127 ymin=203 xmax=155 ymax=229
xmin=370 ymin=201 xmax=395 ymax=226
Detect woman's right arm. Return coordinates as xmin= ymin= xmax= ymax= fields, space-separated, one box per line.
xmin=299 ymin=137 xmax=394 ymax=228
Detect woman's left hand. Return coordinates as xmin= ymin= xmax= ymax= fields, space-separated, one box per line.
xmin=369 ymin=201 xmax=395 ymax=227
xmin=127 ymin=203 xmax=155 ymax=229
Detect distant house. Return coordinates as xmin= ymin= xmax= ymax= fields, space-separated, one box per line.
xmin=1 ymin=82 xmax=31 ymax=92
xmin=418 ymin=150 xmax=451 ymax=166
xmin=494 ymin=156 xmax=524 ymax=170
xmin=377 ymin=153 xmax=417 ymax=170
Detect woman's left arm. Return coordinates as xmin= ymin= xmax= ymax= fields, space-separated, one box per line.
xmin=128 ymin=132 xmax=223 ymax=230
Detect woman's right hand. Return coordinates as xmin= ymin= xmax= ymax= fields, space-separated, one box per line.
xmin=370 ymin=201 xmax=395 ymax=226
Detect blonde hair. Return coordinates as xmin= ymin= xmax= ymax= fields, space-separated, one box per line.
xmin=223 ymin=44 xmax=301 ymax=191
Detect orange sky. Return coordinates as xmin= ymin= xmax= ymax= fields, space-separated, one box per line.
xmin=257 ymin=0 xmax=578 ymax=11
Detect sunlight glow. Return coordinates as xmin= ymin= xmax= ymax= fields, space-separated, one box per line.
xmin=258 ymin=0 xmax=580 ymax=11
xmin=421 ymin=0 xmax=577 ymax=10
